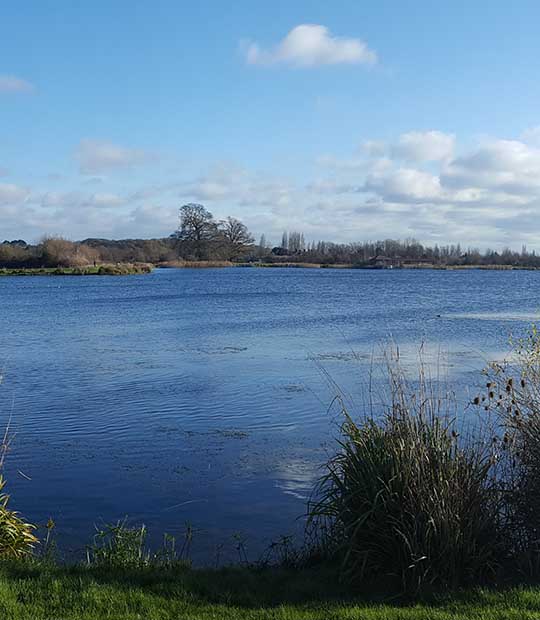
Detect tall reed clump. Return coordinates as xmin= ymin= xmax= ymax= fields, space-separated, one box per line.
xmin=308 ymin=351 xmax=504 ymax=595
xmin=477 ymin=325 xmax=540 ymax=576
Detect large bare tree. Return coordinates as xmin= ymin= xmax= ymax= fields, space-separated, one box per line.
xmin=173 ymin=203 xmax=218 ymax=259
xmin=219 ymin=217 xmax=254 ymax=260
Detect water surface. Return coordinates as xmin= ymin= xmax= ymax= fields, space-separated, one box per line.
xmin=1 ymin=267 xmax=538 ymax=560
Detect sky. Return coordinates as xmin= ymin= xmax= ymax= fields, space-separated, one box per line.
xmin=2 ymin=1 xmax=540 ymax=248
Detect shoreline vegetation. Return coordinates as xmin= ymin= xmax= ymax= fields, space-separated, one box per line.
xmin=5 ymin=260 xmax=540 ymax=278
xmin=3 ymin=260 xmax=539 ymax=277
xmin=159 ymin=260 xmax=540 ymax=270
xmin=4 ymin=331 xmax=540 ymax=618
xmin=4 ymin=204 xmax=540 ymax=275
xmin=0 ymin=263 xmax=153 ymax=277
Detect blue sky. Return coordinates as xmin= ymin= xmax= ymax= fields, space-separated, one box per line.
xmin=2 ymin=1 xmax=540 ymax=247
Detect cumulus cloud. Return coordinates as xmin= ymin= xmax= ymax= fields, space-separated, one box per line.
xmin=8 ymin=128 xmax=540 ymax=249
xmin=441 ymin=139 xmax=540 ymax=195
xmin=302 ymin=130 xmax=540 ymax=247
xmin=111 ymin=205 xmax=178 ymax=238
xmin=0 ymin=75 xmax=34 ymax=94
xmin=392 ymin=131 xmax=455 ymax=162
xmin=244 ymin=24 xmax=377 ymax=67
xmin=521 ymin=126 xmax=540 ymax=146
xmin=365 ymin=167 xmax=442 ymax=202
xmin=182 ymin=164 xmax=293 ymax=208
xmin=362 ymin=140 xmax=387 ymax=157
xmin=306 ymin=179 xmax=358 ymax=194
xmin=41 ymin=190 xmax=125 ymax=209
xmin=0 ymin=183 xmax=29 ymax=205
xmin=358 ymin=132 xmax=455 ymax=162
xmin=75 ymin=139 xmax=156 ymax=174
xmin=315 ymin=154 xmax=367 ymax=170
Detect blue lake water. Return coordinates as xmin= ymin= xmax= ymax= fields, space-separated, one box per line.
xmin=0 ymin=267 xmax=539 ymax=562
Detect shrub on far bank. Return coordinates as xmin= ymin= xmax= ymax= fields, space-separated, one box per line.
xmin=40 ymin=237 xmax=99 ymax=268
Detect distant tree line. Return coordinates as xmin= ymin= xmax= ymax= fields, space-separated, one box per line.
xmin=1 ymin=203 xmax=540 ymax=268
xmin=0 ymin=237 xmax=177 ymax=268
xmin=266 ymin=237 xmax=540 ymax=268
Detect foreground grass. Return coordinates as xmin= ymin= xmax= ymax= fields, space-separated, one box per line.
xmin=0 ymin=562 xmax=539 ymax=619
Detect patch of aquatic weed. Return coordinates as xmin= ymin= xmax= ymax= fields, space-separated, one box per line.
xmin=307 ymin=345 xmax=507 ymax=596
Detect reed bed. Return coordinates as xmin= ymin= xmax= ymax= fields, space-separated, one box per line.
xmin=308 ymin=352 xmax=504 ymax=594
xmin=307 ymin=329 xmax=540 ymax=594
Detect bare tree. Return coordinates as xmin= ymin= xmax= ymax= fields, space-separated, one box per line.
xmin=287 ymin=231 xmax=305 ymax=253
xmin=173 ymin=203 xmax=218 ymax=259
xmin=219 ymin=216 xmax=254 ymax=260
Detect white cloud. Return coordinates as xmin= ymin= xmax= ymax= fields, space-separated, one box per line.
xmin=84 ymin=192 xmax=125 ymax=208
xmin=182 ymin=164 xmax=293 ymax=208
xmin=315 ymin=154 xmax=367 ymax=170
xmin=362 ymin=140 xmax=387 ymax=157
xmin=441 ymin=139 xmax=540 ymax=194
xmin=365 ymin=167 xmax=442 ymax=202
xmin=41 ymin=190 xmax=125 ymax=209
xmin=41 ymin=191 xmax=83 ymax=208
xmin=0 ymin=183 xmax=29 ymax=205
xmin=306 ymin=179 xmax=357 ymax=194
xmin=521 ymin=126 xmax=540 ymax=146
xmin=0 ymin=75 xmax=34 ymax=94
xmin=392 ymin=131 xmax=455 ymax=162
xmin=244 ymin=24 xmax=377 ymax=67
xmin=8 ymin=127 xmax=540 ymax=249
xmin=75 ymin=139 xmax=156 ymax=174
xmin=112 ymin=205 xmax=178 ymax=238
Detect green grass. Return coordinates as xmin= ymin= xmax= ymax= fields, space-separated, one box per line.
xmin=0 ymin=562 xmax=539 ymax=619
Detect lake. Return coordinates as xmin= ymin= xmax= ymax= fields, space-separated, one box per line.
xmin=1 ymin=267 xmax=539 ymax=562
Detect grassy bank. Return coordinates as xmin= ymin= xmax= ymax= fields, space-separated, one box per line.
xmin=1 ymin=561 xmax=540 ymax=619
xmin=0 ymin=263 xmax=153 ymax=276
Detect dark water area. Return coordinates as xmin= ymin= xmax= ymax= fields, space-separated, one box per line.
xmin=0 ymin=267 xmax=539 ymax=562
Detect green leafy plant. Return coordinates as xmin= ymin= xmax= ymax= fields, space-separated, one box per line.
xmin=0 ymin=476 xmax=38 ymax=558
xmin=87 ymin=520 xmax=149 ymax=568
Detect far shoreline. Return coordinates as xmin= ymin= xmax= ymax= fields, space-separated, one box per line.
xmin=157 ymin=260 xmax=540 ymax=271
xmin=2 ymin=261 xmax=540 ymax=276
